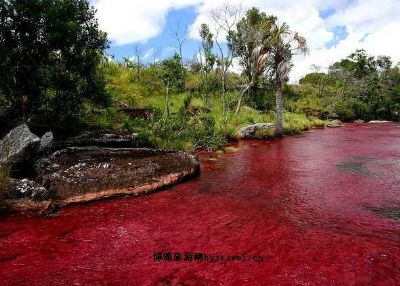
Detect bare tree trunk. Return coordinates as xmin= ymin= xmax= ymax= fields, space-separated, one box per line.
xmin=275 ymin=77 xmax=283 ymax=137
xmin=222 ymin=72 xmax=226 ymax=114
xmin=236 ymin=71 xmax=257 ymax=114
xmin=136 ymin=55 xmax=140 ymax=82
xmin=235 ymin=81 xmax=252 ymax=114
xmin=179 ymin=45 xmax=183 ymax=65
xmin=164 ymin=81 xmax=170 ymax=122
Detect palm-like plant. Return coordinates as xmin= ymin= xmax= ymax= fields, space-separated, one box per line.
xmin=253 ymin=22 xmax=308 ymax=136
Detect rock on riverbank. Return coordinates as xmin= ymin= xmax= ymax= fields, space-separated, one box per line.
xmin=34 ymin=147 xmax=200 ymax=207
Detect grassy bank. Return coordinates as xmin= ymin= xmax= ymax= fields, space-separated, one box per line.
xmin=82 ymin=85 xmax=326 ymax=152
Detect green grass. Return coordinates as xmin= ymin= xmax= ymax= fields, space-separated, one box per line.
xmin=89 ymin=63 xmax=329 ymax=151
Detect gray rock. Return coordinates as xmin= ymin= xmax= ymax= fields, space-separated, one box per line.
xmin=238 ymin=123 xmax=275 ymax=139
xmin=327 ymin=120 xmax=345 ymax=128
xmin=38 ymin=131 xmax=54 ymax=154
xmin=58 ymin=130 xmax=138 ymax=148
xmin=9 ymin=178 xmax=49 ymax=201
xmin=368 ymin=120 xmax=391 ymax=124
xmin=0 ymin=123 xmax=40 ymax=169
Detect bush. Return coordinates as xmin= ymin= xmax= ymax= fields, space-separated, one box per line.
xmin=149 ymin=111 xmax=226 ymax=152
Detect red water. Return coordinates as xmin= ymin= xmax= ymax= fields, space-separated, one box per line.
xmin=1 ymin=123 xmax=400 ymax=285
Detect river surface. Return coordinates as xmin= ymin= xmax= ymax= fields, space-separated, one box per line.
xmin=1 ymin=123 xmax=400 ymax=285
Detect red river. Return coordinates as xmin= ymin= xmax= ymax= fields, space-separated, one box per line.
xmin=1 ymin=123 xmax=400 ymax=285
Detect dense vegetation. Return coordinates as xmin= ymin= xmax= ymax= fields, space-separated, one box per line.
xmin=1 ymin=1 xmax=399 ymax=152
xmin=293 ymin=50 xmax=400 ymax=121
xmin=0 ymin=0 xmax=110 ymax=134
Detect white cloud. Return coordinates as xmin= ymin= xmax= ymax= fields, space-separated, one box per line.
xmin=291 ymin=0 xmax=400 ymax=82
xmin=187 ymin=0 xmax=400 ymax=82
xmin=93 ymin=0 xmax=202 ymax=45
xmin=94 ymin=0 xmax=400 ymax=81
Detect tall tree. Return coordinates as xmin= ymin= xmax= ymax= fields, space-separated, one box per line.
xmin=160 ymin=53 xmax=187 ymax=119
xmin=171 ymin=23 xmax=188 ymax=65
xmin=0 ymin=0 xmax=110 ymax=122
xmin=229 ymin=8 xmax=277 ymax=101
xmin=133 ymin=46 xmax=144 ymax=82
xmin=210 ymin=3 xmax=243 ymax=114
xmin=199 ymin=23 xmax=216 ymax=105
xmin=253 ymin=22 xmax=308 ymax=136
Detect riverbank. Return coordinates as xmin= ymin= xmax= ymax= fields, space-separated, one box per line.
xmin=1 ymin=122 xmax=399 ymax=285
xmin=0 ymin=124 xmax=201 ymax=214
xmin=0 ymin=119 xmax=386 ymax=215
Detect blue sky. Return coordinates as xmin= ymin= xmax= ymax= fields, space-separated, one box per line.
xmin=93 ymin=0 xmax=400 ymax=82
xmin=107 ymin=7 xmax=201 ymax=63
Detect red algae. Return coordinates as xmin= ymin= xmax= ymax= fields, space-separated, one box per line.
xmin=1 ymin=123 xmax=400 ymax=285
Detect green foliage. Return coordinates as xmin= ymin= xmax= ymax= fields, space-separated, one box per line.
xmin=160 ymin=53 xmax=187 ymax=93
xmin=283 ymin=113 xmax=325 ymax=135
xmin=150 ymin=111 xmax=226 ymax=152
xmin=0 ymin=0 xmax=110 ymax=127
xmin=199 ymin=24 xmax=216 ymax=76
xmin=90 ymin=62 xmax=327 ymax=151
xmin=295 ymin=50 xmax=400 ymax=121
xmin=229 ymin=8 xmax=277 ymax=79
xmin=185 ymin=73 xmax=201 ymax=92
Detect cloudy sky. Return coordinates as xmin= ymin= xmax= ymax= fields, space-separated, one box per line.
xmin=92 ymin=0 xmax=400 ymax=82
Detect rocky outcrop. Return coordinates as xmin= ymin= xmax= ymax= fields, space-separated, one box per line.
xmin=0 ymin=123 xmax=40 ymax=172
xmin=0 ymin=179 xmax=51 ymax=214
xmin=8 ymin=179 xmax=49 ymax=201
xmin=0 ymin=125 xmax=200 ymax=214
xmin=58 ymin=130 xmax=140 ymax=149
xmin=238 ymin=123 xmax=275 ymax=139
xmin=38 ymin=132 xmax=54 ymax=155
xmin=327 ymin=120 xmax=345 ymax=128
xmin=34 ymin=147 xmax=200 ymax=206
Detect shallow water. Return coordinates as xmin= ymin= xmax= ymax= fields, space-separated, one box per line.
xmin=1 ymin=123 xmax=400 ymax=285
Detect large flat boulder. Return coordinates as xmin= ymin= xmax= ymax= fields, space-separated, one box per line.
xmin=0 ymin=123 xmax=40 ymax=172
xmin=35 ymin=147 xmax=200 ymax=206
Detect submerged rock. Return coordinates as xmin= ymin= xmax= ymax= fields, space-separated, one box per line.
xmin=0 ymin=123 xmax=40 ymax=171
xmin=327 ymin=120 xmax=345 ymax=128
xmin=238 ymin=123 xmax=275 ymax=139
xmin=35 ymin=147 xmax=200 ymax=206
